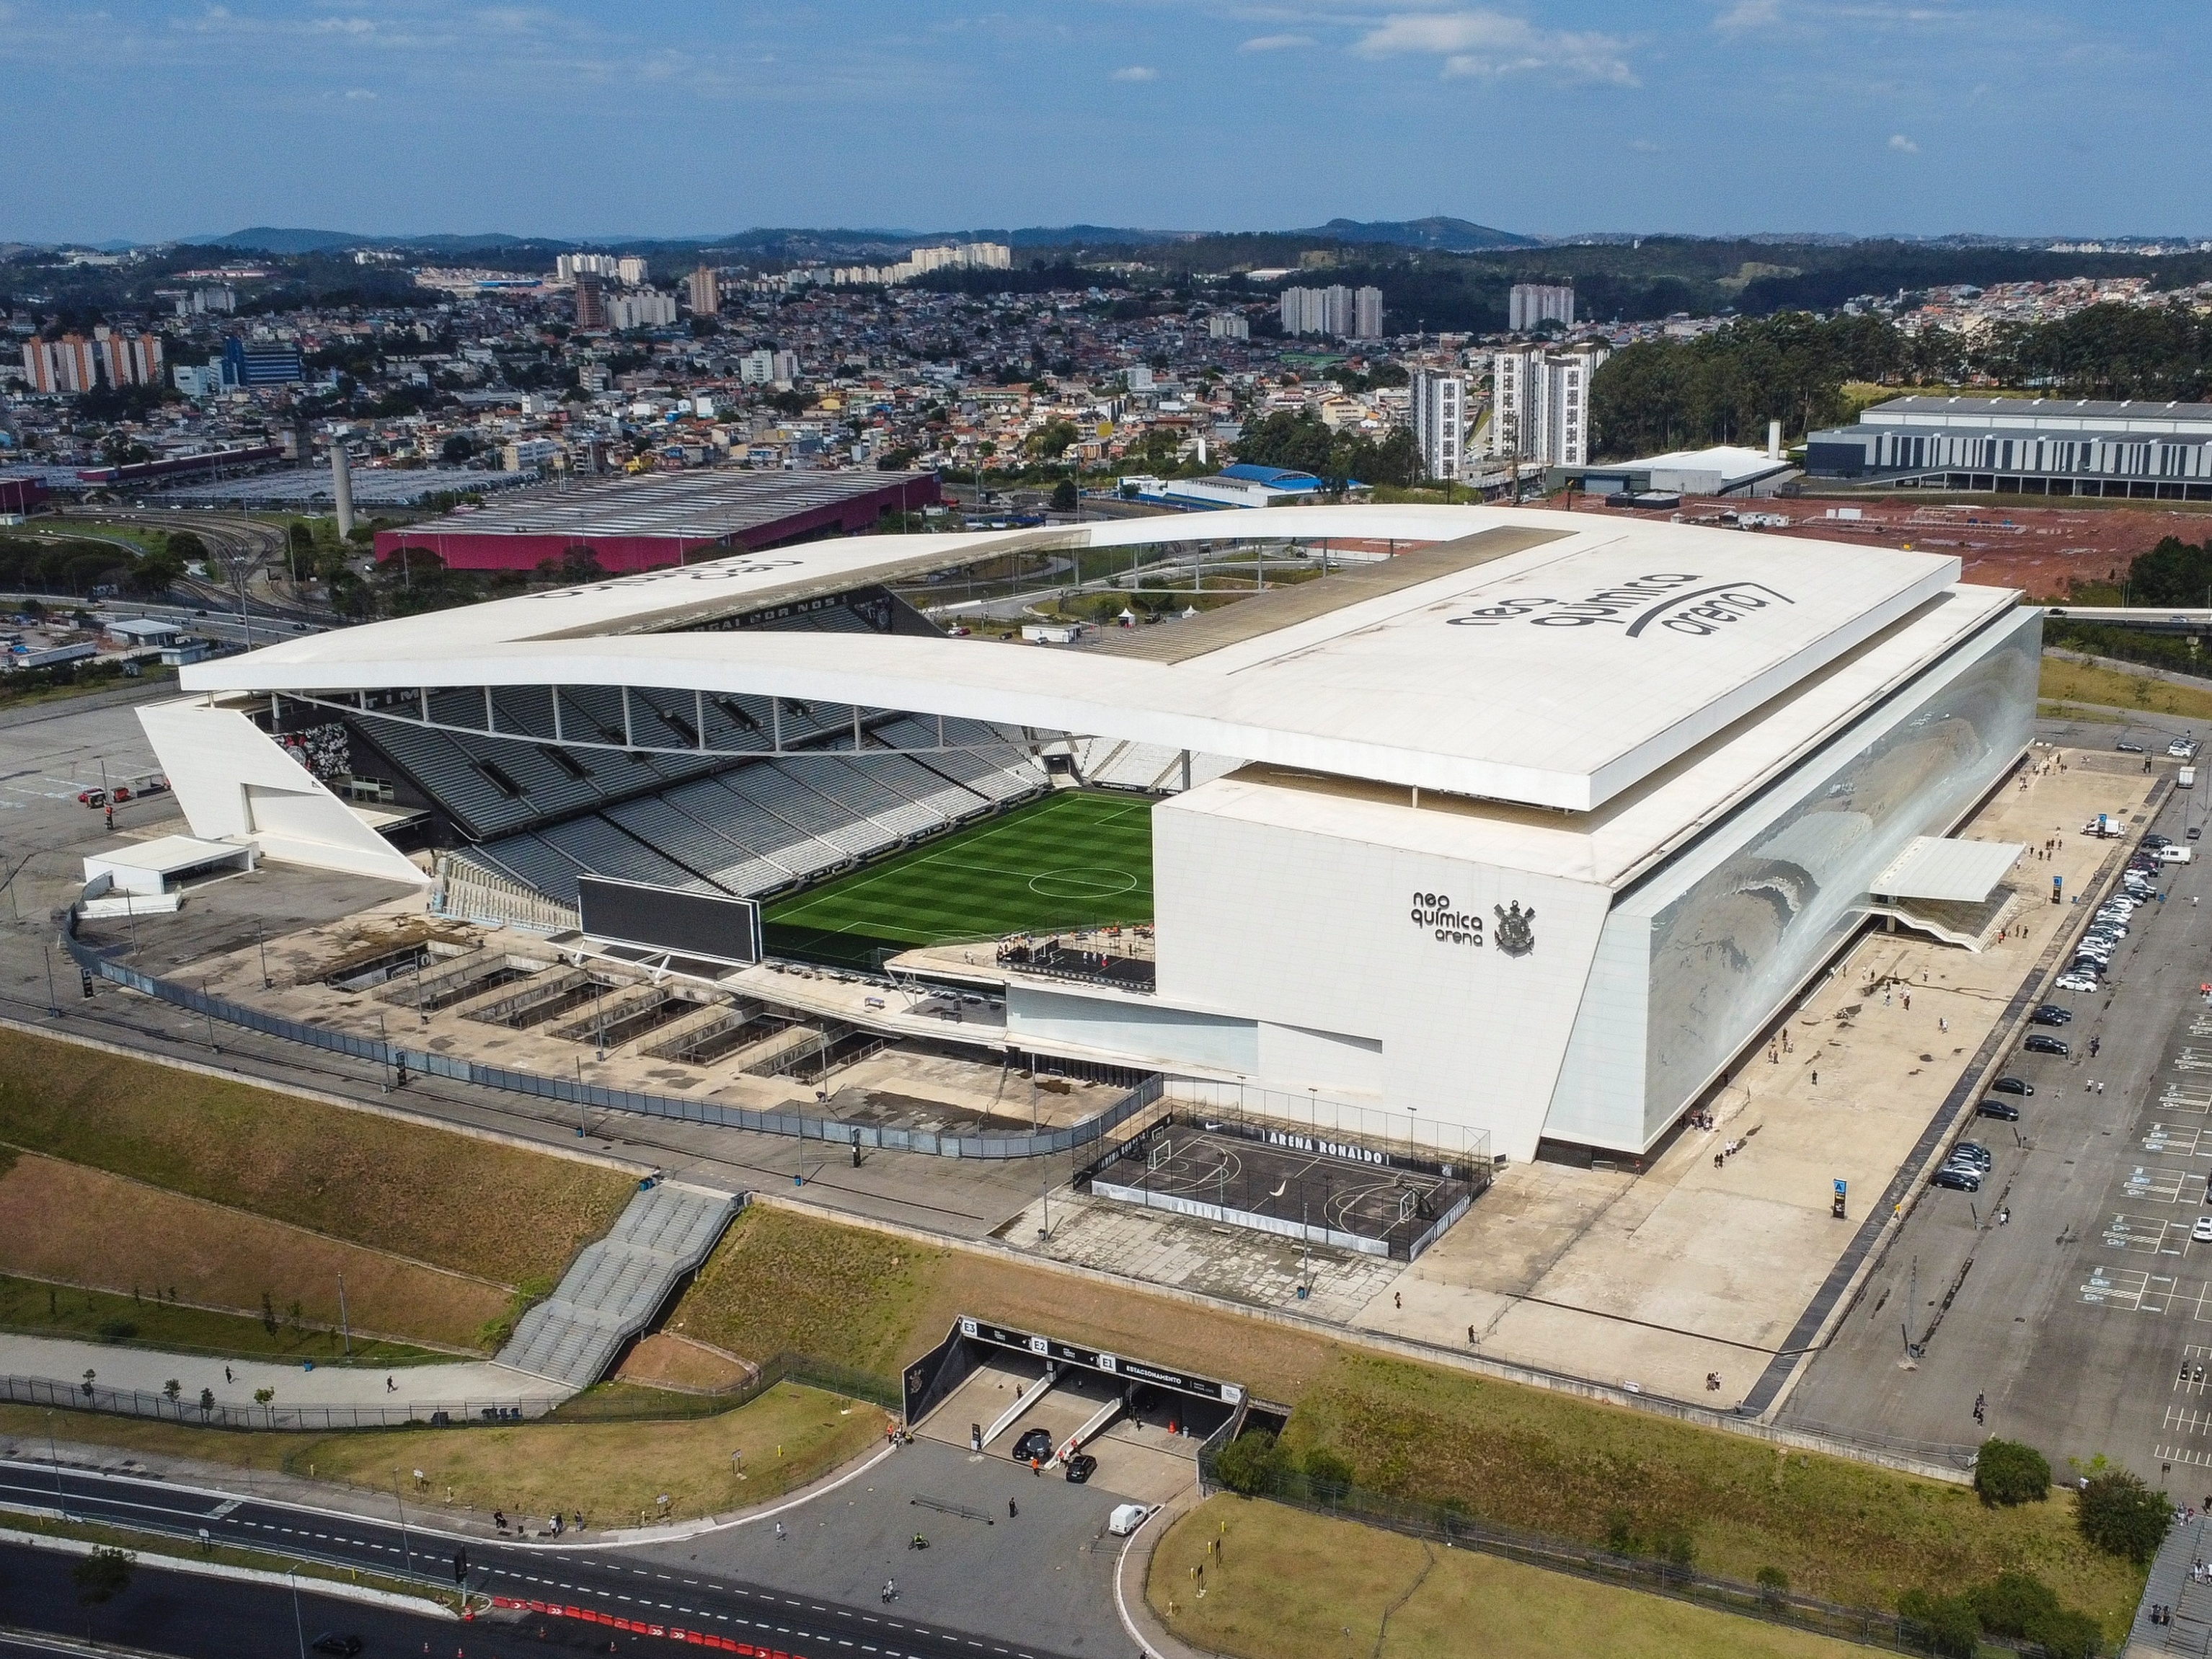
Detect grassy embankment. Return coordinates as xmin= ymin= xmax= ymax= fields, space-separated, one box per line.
xmin=658 ymin=1204 xmax=2146 ymax=1637
xmin=1149 ymin=1496 xmax=1864 ymax=1659
xmin=2039 ymin=652 xmax=2212 ymax=722
xmin=0 ymin=1027 xmax=634 ymax=1353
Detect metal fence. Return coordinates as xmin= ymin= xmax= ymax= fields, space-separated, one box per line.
xmin=0 ymin=1372 xmax=562 ymax=1431
xmin=1196 ymin=1445 xmax=2022 ymax=1658
xmin=1167 ymin=1078 xmax=1492 ymax=1167
xmin=61 ymin=911 xmax=1163 ymax=1160
xmin=552 ymin=1353 xmax=903 ymax=1422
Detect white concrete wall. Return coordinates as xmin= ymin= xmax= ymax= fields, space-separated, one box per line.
xmin=136 ymin=698 xmax=428 ymax=888
xmin=1151 ymin=805 xmax=1614 ymax=1162
xmin=1005 ymin=984 xmax=1257 ymax=1072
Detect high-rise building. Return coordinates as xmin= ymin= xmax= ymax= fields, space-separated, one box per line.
xmin=173 ymin=286 xmax=235 ymax=317
xmin=556 ymin=253 xmax=621 ymax=280
xmin=687 ymin=265 xmax=720 ymax=317
xmin=740 ymin=348 xmax=799 ymax=384
xmin=1207 ymin=314 xmax=1249 ymax=340
xmin=1279 ymin=285 xmax=1384 ymax=339
xmin=1508 ymin=283 xmax=1575 ymax=333
xmin=607 ymin=290 xmax=678 ymax=332
xmin=616 ymin=256 xmax=649 ymax=287
xmin=220 ymin=337 xmax=302 ymax=390
xmin=1487 ymin=348 xmax=1591 ymax=467
xmin=21 ymin=328 xmax=165 ymax=394
xmin=1409 ymin=369 xmax=1467 ymax=482
xmin=574 ymin=274 xmax=608 ymax=332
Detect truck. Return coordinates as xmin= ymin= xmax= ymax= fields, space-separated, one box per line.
xmin=2183 ymin=766 xmax=2198 ymax=789
xmin=2084 ymin=813 xmax=2127 ymax=839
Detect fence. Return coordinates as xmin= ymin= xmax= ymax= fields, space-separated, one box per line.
xmin=2 ymin=1352 xmax=901 ymax=1435
xmin=61 ymin=908 xmax=1164 ymax=1160
xmin=1167 ymin=1078 xmax=1492 ymax=1168
xmin=1196 ymin=1444 xmax=2019 ymax=1658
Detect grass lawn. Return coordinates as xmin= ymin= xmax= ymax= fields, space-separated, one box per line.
xmin=0 ymin=1381 xmax=880 ymax=1531
xmin=762 ymin=791 xmax=1154 ymax=968
xmin=0 ymin=1027 xmax=634 ymax=1287
xmin=0 ymin=1152 xmax=510 ymax=1353
xmin=2040 ymin=653 xmax=2212 ymax=721
xmin=667 ymin=1203 xmax=2146 ymax=1632
xmin=0 ymin=1273 xmax=448 ymax=1367
xmin=1149 ymin=1496 xmax=1866 ymax=1659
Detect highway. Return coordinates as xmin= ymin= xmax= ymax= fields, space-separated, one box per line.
xmin=0 ymin=1463 xmax=1074 ymax=1659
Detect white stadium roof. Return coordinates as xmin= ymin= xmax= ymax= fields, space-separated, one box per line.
xmin=186 ymin=504 xmax=1991 ymax=815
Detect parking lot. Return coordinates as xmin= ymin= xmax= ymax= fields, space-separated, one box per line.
xmin=1782 ymin=720 xmax=2212 ymax=1482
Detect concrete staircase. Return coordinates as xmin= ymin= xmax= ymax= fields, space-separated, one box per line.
xmin=496 ymin=1182 xmax=741 ymax=1390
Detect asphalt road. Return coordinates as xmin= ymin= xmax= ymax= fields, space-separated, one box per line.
xmin=1782 ymin=723 xmax=2212 ymax=1484
xmin=0 ymin=1464 xmax=1081 ymax=1659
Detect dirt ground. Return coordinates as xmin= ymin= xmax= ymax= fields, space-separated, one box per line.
xmin=1573 ymin=492 xmax=2212 ymax=599
xmin=0 ymin=1152 xmax=510 ymax=1351
xmin=611 ymin=1332 xmax=754 ymax=1393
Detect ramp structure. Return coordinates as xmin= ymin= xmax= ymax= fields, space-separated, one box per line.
xmin=497 ymin=1181 xmax=740 ymax=1389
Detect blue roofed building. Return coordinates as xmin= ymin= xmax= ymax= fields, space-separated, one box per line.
xmin=1117 ymin=463 xmax=1329 ymax=510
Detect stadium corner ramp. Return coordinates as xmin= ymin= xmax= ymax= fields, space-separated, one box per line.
xmin=496 ymin=1181 xmax=742 ymax=1390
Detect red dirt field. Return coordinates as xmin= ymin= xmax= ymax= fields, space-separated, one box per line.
xmin=1565 ymin=492 xmax=2212 ymax=600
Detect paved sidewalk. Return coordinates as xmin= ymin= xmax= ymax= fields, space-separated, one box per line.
xmin=0 ymin=1333 xmax=544 ymax=1415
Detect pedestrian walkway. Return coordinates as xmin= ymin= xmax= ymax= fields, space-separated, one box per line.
xmin=0 ymin=1332 xmax=541 ymax=1419
xmin=497 ymin=1180 xmax=740 ymax=1389
xmin=2128 ymin=1511 xmax=2209 ymax=1655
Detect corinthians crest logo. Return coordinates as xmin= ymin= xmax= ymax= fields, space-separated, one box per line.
xmin=1493 ymin=901 xmax=1536 ymax=957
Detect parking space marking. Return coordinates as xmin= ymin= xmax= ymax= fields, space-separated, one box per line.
xmin=2175 ymin=1347 xmax=2212 ymax=1394
xmin=2105 ymin=1213 xmax=2189 ymax=1255
xmin=2156 ymin=1442 xmax=2212 ymax=1470
xmin=2178 ymin=1050 xmax=2212 ymax=1074
xmin=2124 ymin=1166 xmax=2196 ymax=1204
xmin=2162 ymin=1084 xmax=2212 ymax=1115
xmin=2146 ymin=1125 xmax=2212 ymax=1159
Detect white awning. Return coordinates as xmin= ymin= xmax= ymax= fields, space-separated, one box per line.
xmin=1872 ymin=836 xmax=2024 ymax=902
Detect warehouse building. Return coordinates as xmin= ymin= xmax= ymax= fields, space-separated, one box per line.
xmin=1806 ymin=394 xmax=2212 ymax=497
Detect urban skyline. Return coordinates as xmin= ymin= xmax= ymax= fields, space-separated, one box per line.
xmin=0 ymin=1 xmax=2206 ymax=245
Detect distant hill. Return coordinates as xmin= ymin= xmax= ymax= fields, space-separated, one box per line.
xmin=185 ymin=227 xmax=545 ymax=255
xmin=1296 ymin=216 xmax=1538 ymax=251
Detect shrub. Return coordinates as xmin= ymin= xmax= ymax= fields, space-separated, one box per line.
xmin=1968 ymin=1570 xmax=2061 ymax=1637
xmin=93 ymin=1318 xmax=137 ymax=1343
xmin=2076 ymin=1467 xmax=2172 ymax=1564
xmin=1974 ymin=1437 xmax=2051 ymax=1505
xmin=1211 ymin=1430 xmax=1288 ymax=1496
xmin=1898 ymin=1589 xmax=1981 ymax=1659
xmin=1302 ymin=1448 xmax=1354 ymax=1503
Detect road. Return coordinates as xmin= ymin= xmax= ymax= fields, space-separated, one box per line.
xmin=1781 ymin=715 xmax=2212 ymax=1485
xmin=0 ymin=1463 xmax=1081 ymax=1659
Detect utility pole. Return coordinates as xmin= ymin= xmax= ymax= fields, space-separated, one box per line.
xmin=337 ymin=1273 xmax=351 ymax=1358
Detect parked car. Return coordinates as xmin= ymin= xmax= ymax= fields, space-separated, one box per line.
xmin=2147 ymin=833 xmax=2175 ymax=848
xmin=2195 ymin=1216 xmax=2212 ymax=1244
xmin=1992 ymin=1076 xmax=2035 ymax=1096
xmin=2056 ymin=973 xmax=2100 ymax=993
xmin=310 ymin=1639 xmax=364 ymax=1659
xmin=1932 ymin=1167 xmax=1982 ymax=1192
xmin=2031 ymin=1007 xmax=2071 ymax=1027
xmin=1012 ymin=1427 xmax=1055 ymax=1464
xmin=1978 ymin=1097 xmax=2022 ymax=1121
xmin=2118 ymin=740 xmax=2148 ymax=753
xmin=2024 ymin=1034 xmax=2071 ymax=1056
xmin=1952 ymin=1141 xmax=1994 ymax=1167
xmin=1063 ymin=1452 xmax=1099 ymax=1484
xmin=75 ymin=789 xmax=105 ymax=808
xmin=2163 ymin=846 xmax=2194 ymax=864
xmin=2191 ymin=826 xmax=2203 ymax=841
xmin=1107 ymin=1503 xmax=1153 ymax=1536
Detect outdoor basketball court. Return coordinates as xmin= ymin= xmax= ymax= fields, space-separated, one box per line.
xmin=1084 ymin=1118 xmax=1483 ymax=1261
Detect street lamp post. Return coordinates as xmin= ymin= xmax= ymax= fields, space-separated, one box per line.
xmin=288 ymin=1566 xmax=307 ymax=1659
xmin=392 ymin=1469 xmax=414 ymax=1577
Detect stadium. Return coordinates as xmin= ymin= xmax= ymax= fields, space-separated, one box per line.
xmin=138 ymin=503 xmax=2040 ymax=1164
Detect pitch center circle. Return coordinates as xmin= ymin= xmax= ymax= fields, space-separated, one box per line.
xmin=1028 ymin=867 xmax=1138 ymax=900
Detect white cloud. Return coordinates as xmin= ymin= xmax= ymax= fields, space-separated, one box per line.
xmin=341 ymin=87 xmax=374 ymax=99
xmin=1629 ymin=137 xmax=1662 ymax=153
xmin=1240 ymin=33 xmax=1315 ymax=52
xmin=1713 ymin=0 xmax=1782 ymax=32
xmin=1355 ymin=10 xmax=1636 ymax=86
xmin=1112 ymin=64 xmax=1159 ymax=81
xmin=1888 ymin=132 xmax=1919 ymax=151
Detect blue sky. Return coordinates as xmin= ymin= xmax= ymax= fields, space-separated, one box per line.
xmin=0 ymin=1 xmax=2203 ymax=244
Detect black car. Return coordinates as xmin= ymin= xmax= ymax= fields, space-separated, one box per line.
xmin=1952 ymin=1141 xmax=1994 ymax=1167
xmin=1932 ymin=1167 xmax=1982 ymax=1191
xmin=2023 ymin=1034 xmax=2070 ymax=1056
xmin=1991 ymin=1076 xmax=2034 ymax=1096
xmin=1977 ymin=1097 xmax=2021 ymax=1121
xmin=1012 ymin=1426 xmax=1055 ymax=1464
xmin=2147 ymin=834 xmax=2173 ymax=849
xmin=2031 ymin=1007 xmax=2071 ymax=1027
xmin=1063 ymin=1452 xmax=1098 ymax=1484
xmin=311 ymin=1639 xmax=364 ymax=1659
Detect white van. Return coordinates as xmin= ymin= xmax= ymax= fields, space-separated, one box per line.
xmin=1107 ymin=1503 xmax=1153 ymax=1536
xmin=2160 ymin=844 xmax=2193 ymax=864
xmin=2183 ymin=766 xmax=2199 ymax=789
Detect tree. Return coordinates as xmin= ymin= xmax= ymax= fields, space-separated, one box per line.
xmin=132 ymin=546 xmax=183 ymax=596
xmin=163 ymin=1379 xmax=181 ymax=1410
xmin=1301 ymin=1448 xmax=1354 ymax=1503
xmin=1896 ymin=1589 xmax=1980 ymax=1659
xmin=198 ymin=1386 xmax=214 ymax=1417
xmin=164 ymin=531 xmax=210 ymax=565
xmin=440 ymin=433 xmax=476 ymax=464
xmin=1973 ymin=1438 xmax=2050 ymax=1505
xmin=2076 ymin=1466 xmax=2171 ymax=1563
xmin=71 ymin=1547 xmax=133 ymax=1618
xmin=1050 ymin=478 xmax=1078 ymax=511
xmin=1210 ymin=1429 xmax=1288 ymax=1496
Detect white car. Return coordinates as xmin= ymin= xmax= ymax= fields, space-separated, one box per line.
xmin=2194 ymin=1216 xmax=2212 ymax=1244
xmin=1107 ymin=1503 xmax=1154 ymax=1536
xmin=2055 ymin=973 xmax=2099 ymax=993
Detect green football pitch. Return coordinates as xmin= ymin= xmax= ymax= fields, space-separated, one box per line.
xmin=761 ymin=792 xmax=1154 ymax=969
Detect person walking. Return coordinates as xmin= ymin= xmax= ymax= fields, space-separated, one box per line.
xmin=224 ymin=1366 xmax=233 ymax=1384
xmin=882 ymin=1579 xmax=896 ymax=1603
xmin=1973 ymin=1392 xmax=1986 ymax=1425
xmin=1009 ymin=1499 xmax=1018 ymax=1519
xmin=774 ymin=1522 xmax=786 ymax=1541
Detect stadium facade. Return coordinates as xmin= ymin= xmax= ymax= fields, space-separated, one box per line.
xmin=141 ymin=505 xmax=2038 ymax=1163
xmin=1806 ymin=394 xmax=2212 ymax=498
